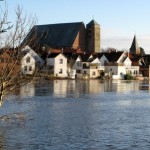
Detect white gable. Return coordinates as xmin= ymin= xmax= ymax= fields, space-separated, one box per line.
xmin=124 ymin=57 xmax=132 ymax=67
xmin=87 ymin=54 xmax=93 ymax=61
xmin=99 ymin=55 xmax=109 ymax=66
xmin=55 ymin=53 xmax=66 ymax=59
xmin=117 ymin=52 xmax=127 ymax=63
xmin=76 ymin=56 xmax=82 ymax=62
xmin=22 ymin=45 xmax=44 ymax=67
xmin=91 ymin=58 xmax=101 ymax=64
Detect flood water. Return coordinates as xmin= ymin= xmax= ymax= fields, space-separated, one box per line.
xmin=1 ymin=79 xmax=150 ymax=150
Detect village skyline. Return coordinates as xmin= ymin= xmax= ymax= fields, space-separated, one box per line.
xmin=4 ymin=0 xmax=150 ymax=53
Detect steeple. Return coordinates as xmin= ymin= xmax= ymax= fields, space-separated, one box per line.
xmin=129 ymin=35 xmax=140 ymax=54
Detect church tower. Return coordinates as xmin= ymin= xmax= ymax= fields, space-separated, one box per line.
xmin=129 ymin=35 xmax=141 ymax=54
xmin=86 ymin=20 xmax=100 ymax=53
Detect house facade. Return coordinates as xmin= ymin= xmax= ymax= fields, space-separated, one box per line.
xmin=46 ymin=53 xmax=68 ymax=78
xmin=104 ymin=51 xmax=127 ymax=79
xmin=21 ymin=53 xmax=35 ymax=75
xmin=71 ymin=54 xmax=102 ymax=79
xmin=21 ymin=45 xmax=44 ymax=75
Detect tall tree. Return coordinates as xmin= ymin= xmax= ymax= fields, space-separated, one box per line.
xmin=0 ymin=2 xmax=37 ymax=106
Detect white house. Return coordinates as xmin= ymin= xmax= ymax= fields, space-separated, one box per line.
xmin=21 ymin=45 xmax=44 ymax=75
xmin=72 ymin=54 xmax=102 ymax=79
xmin=104 ymin=51 xmax=127 ymax=79
xmin=125 ymin=54 xmax=140 ymax=76
xmin=21 ymin=53 xmax=36 ymax=75
xmin=86 ymin=57 xmax=101 ymax=79
xmin=46 ymin=53 xmax=68 ymax=77
xmin=22 ymin=45 xmax=44 ymax=68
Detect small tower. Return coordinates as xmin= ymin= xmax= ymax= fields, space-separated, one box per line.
xmin=129 ymin=35 xmax=141 ymax=54
xmin=86 ymin=20 xmax=100 ymax=53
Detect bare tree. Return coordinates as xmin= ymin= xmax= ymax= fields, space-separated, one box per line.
xmin=0 ymin=2 xmax=37 ymax=106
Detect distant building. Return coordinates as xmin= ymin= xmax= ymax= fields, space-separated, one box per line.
xmin=23 ymin=20 xmax=101 ymax=54
xmin=129 ymin=35 xmax=141 ymax=54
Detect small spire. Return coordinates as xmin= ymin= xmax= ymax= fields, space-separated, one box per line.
xmin=129 ymin=35 xmax=140 ymax=54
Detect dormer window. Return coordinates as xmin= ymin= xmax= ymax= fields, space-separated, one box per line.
xmin=26 ymin=57 xmax=30 ymax=63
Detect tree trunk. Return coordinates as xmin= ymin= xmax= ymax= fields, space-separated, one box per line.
xmin=0 ymin=94 xmax=3 ymax=107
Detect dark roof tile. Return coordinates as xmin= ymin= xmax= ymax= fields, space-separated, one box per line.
xmin=26 ymin=22 xmax=84 ymax=48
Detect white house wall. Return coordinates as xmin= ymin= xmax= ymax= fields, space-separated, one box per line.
xmin=54 ymin=54 xmax=68 ymax=77
xmin=21 ymin=53 xmax=35 ymax=75
xmin=89 ymin=69 xmax=100 ymax=78
xmin=105 ymin=65 xmax=126 ymax=79
xmin=72 ymin=57 xmax=82 ymax=70
xmin=124 ymin=57 xmax=132 ymax=68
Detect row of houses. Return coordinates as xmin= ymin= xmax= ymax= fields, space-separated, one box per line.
xmin=44 ymin=49 xmax=147 ymax=79
xmin=7 ymin=45 xmax=148 ymax=80
xmin=1 ymin=44 xmax=150 ymax=80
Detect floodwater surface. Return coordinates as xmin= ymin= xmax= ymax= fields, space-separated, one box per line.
xmin=0 ymin=79 xmax=150 ymax=150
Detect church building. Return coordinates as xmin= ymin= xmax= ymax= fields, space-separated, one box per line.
xmin=23 ymin=20 xmax=101 ymax=54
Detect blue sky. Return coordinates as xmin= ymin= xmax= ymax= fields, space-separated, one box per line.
xmin=4 ymin=0 xmax=150 ymax=53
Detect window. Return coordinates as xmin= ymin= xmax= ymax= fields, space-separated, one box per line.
xmin=136 ymin=70 xmax=138 ymax=74
xmin=77 ymin=70 xmax=81 ymax=73
xmin=59 ymin=59 xmax=63 ymax=64
xmin=24 ymin=66 xmax=27 ymax=71
xmin=29 ymin=66 xmax=32 ymax=71
xmin=83 ymin=63 xmax=87 ymax=68
xmin=92 ymin=71 xmax=96 ymax=75
xmin=26 ymin=57 xmax=30 ymax=63
xmin=77 ymin=62 xmax=81 ymax=66
xmin=59 ymin=69 xmax=63 ymax=74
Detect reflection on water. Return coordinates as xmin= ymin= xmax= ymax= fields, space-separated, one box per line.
xmin=0 ymin=79 xmax=150 ymax=150
xmin=20 ymin=79 xmax=150 ymax=98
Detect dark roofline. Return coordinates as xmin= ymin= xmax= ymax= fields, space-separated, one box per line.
xmin=35 ymin=21 xmax=84 ymax=27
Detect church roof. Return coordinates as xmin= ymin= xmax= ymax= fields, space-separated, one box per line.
xmin=25 ymin=22 xmax=84 ymax=48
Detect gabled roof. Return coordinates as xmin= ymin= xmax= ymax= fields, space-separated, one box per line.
xmin=79 ymin=53 xmax=93 ymax=62
xmin=26 ymin=22 xmax=84 ymax=48
xmin=22 ymin=45 xmax=44 ymax=63
xmin=47 ymin=53 xmax=67 ymax=59
xmin=93 ymin=53 xmax=107 ymax=59
xmin=47 ymin=53 xmax=60 ymax=58
xmin=71 ymin=53 xmax=81 ymax=61
xmin=104 ymin=51 xmax=124 ymax=62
